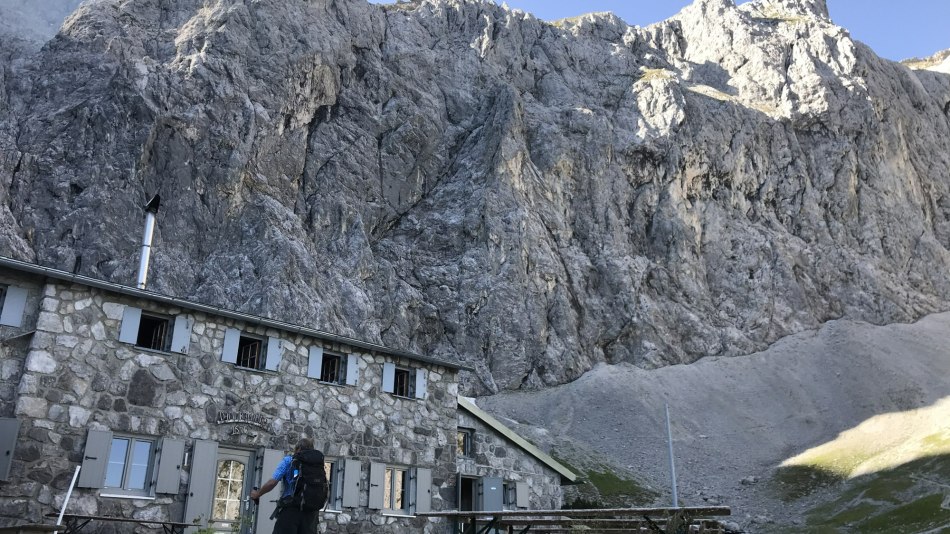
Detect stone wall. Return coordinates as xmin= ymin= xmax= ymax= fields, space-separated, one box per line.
xmin=1 ymin=270 xmax=461 ymax=533
xmin=456 ymin=411 xmax=563 ymax=510
xmin=0 ymin=272 xmax=42 ymax=418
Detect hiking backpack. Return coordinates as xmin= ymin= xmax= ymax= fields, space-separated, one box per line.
xmin=290 ymin=449 xmax=329 ymax=512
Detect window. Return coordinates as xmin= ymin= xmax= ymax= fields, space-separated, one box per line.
xmin=393 ymin=367 xmax=414 ymax=398
xmin=457 ymin=428 xmax=475 ymax=458
xmin=324 ymin=460 xmax=344 ymax=510
xmin=236 ymin=334 xmax=265 ymax=370
xmin=382 ymin=363 xmax=426 ymax=399
xmin=136 ymin=313 xmax=171 ymax=351
xmin=0 ymin=285 xmax=6 ymax=309
xmin=103 ymin=436 xmax=155 ymax=496
xmin=503 ymin=482 xmax=516 ymax=509
xmin=118 ymin=306 xmax=191 ymax=354
xmin=0 ymin=285 xmax=28 ymax=328
xmin=320 ymin=353 xmax=345 ymax=384
xmin=384 ymin=466 xmax=408 ymax=512
xmin=222 ymin=329 xmax=283 ymax=372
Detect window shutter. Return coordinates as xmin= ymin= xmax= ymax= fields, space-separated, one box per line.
xmin=341 ymin=459 xmax=361 ymax=508
xmin=76 ymin=429 xmax=113 ymax=488
xmin=480 ymin=477 xmax=504 ymax=511
xmin=118 ymin=306 xmax=142 ymax=344
xmin=0 ymin=286 xmax=28 ymax=328
xmin=221 ymin=328 xmax=239 ymax=363
xmin=307 ymin=346 xmax=324 ymax=379
xmin=170 ymin=316 xmax=192 ymax=354
xmin=264 ymin=337 xmax=282 ymax=372
xmin=154 ymin=438 xmax=185 ymax=493
xmin=183 ymin=440 xmax=218 ymax=530
xmin=345 ymin=354 xmax=359 ymax=385
xmin=382 ymin=363 xmax=395 ymax=393
xmin=515 ymin=482 xmax=529 ymax=508
xmin=255 ymin=448 xmax=285 ymax=534
xmin=368 ymin=462 xmax=385 ymax=509
xmin=415 ymin=467 xmax=432 ymax=514
xmin=0 ymin=418 xmax=20 ymax=481
xmin=414 ymin=368 xmax=428 ymax=400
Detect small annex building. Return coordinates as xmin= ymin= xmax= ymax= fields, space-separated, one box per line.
xmin=0 ymin=256 xmax=576 ymax=533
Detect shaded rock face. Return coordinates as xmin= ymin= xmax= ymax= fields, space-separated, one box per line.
xmin=1 ymin=0 xmax=949 ymax=394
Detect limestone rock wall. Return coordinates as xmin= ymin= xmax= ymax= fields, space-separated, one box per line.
xmin=1 ymin=0 xmax=949 ymax=393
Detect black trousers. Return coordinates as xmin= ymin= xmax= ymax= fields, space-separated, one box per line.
xmin=272 ymin=506 xmax=320 ymax=534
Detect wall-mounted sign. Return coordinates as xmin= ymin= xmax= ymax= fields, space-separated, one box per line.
xmin=215 ymin=411 xmax=271 ymax=430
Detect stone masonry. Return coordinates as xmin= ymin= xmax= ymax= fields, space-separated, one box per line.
xmin=1 ymin=263 xmax=467 ymax=533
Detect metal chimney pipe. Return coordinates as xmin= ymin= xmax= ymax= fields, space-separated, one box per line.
xmin=136 ymin=195 xmax=161 ymax=289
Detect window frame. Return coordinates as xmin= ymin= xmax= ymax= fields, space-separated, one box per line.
xmin=457 ymin=427 xmax=475 ymax=458
xmin=324 ymin=458 xmax=343 ymax=511
xmin=392 ymin=366 xmax=415 ymax=399
xmin=383 ymin=465 xmax=410 ymax=514
xmin=235 ymin=333 xmax=267 ymax=371
xmin=0 ymin=285 xmax=7 ymax=311
xmin=101 ymin=435 xmax=156 ymax=498
xmin=135 ymin=312 xmax=173 ymax=352
xmin=319 ymin=352 xmax=346 ymax=385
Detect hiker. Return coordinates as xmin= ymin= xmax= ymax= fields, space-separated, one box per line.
xmin=250 ymin=437 xmax=328 ymax=534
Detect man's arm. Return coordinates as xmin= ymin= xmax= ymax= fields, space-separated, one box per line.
xmin=250 ymin=479 xmax=278 ymax=503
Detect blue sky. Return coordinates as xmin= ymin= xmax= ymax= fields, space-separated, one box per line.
xmin=370 ymin=1 xmax=949 ymax=61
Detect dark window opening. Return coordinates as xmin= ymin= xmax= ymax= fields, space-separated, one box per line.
xmin=236 ymin=335 xmax=265 ymax=370
xmin=136 ymin=314 xmax=171 ymax=352
xmin=457 ymin=428 xmax=475 ymax=458
xmin=393 ymin=367 xmax=413 ymax=398
xmin=320 ymin=354 xmax=345 ymax=384
xmin=459 ymin=477 xmax=475 ymax=511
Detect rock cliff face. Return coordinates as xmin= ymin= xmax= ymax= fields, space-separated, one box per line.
xmin=1 ymin=0 xmax=949 ymax=393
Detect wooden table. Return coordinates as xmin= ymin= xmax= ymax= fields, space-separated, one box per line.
xmin=419 ymin=506 xmax=732 ymax=533
xmin=45 ymin=514 xmax=191 ymax=534
xmin=0 ymin=526 xmax=62 ymax=534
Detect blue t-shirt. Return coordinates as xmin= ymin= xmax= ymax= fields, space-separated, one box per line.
xmin=272 ymin=456 xmax=295 ymax=498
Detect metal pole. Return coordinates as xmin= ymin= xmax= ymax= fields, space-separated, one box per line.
xmin=56 ymin=465 xmax=81 ymax=530
xmin=665 ymin=403 xmax=678 ymax=507
xmin=136 ymin=210 xmax=156 ymax=289
xmin=136 ymin=195 xmax=160 ymax=289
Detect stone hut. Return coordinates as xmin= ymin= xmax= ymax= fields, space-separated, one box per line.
xmin=455 ymin=397 xmax=577 ymax=512
xmin=0 ymin=256 xmax=575 ymax=533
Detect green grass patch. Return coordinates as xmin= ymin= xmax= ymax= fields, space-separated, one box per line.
xmin=771 ymin=464 xmax=844 ymax=501
xmin=788 ymin=455 xmax=950 ymax=533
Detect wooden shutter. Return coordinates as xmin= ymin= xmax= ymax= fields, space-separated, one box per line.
xmin=307 ymin=346 xmax=324 ymax=379
xmin=414 ymin=368 xmax=428 ymax=400
xmin=255 ymin=449 xmax=284 ymax=534
xmin=481 ymin=477 xmax=504 ymax=511
xmin=368 ymin=462 xmax=385 ymax=509
xmin=341 ymin=458 xmax=361 ymax=508
xmin=415 ymin=468 xmax=432 ymax=514
xmin=264 ymin=337 xmax=282 ymax=372
xmin=183 ymin=440 xmax=218 ymax=532
xmin=0 ymin=286 xmax=27 ymax=328
xmin=221 ymin=328 xmax=239 ymax=363
xmin=345 ymin=354 xmax=359 ymax=385
xmin=76 ymin=429 xmax=113 ymax=488
xmin=382 ymin=363 xmax=395 ymax=393
xmin=516 ymin=482 xmax=529 ymax=508
xmin=0 ymin=418 xmax=20 ymax=481
xmin=118 ymin=306 xmax=142 ymax=344
xmin=170 ymin=316 xmax=192 ymax=354
xmin=154 ymin=438 xmax=185 ymax=494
